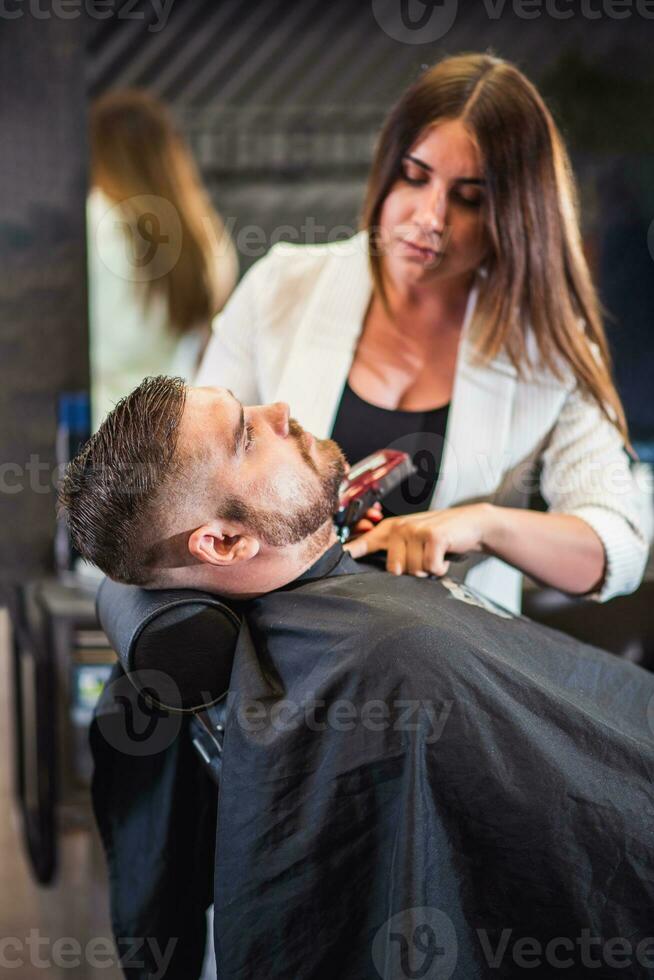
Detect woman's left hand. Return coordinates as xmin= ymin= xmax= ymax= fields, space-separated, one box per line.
xmin=343 ymin=503 xmax=494 ymax=577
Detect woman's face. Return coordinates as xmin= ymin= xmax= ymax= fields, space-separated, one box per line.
xmin=378 ymin=118 xmax=488 ymax=294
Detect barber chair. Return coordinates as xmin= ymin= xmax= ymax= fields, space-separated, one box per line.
xmin=523 ymin=572 xmax=654 ymax=670
xmin=96 ymin=579 xmax=244 ymax=784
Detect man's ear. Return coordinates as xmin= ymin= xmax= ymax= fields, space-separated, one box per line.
xmin=187 ymin=522 xmax=260 ymax=567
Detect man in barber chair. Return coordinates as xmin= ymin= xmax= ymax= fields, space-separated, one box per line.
xmin=61 ymin=376 xmax=654 ymax=980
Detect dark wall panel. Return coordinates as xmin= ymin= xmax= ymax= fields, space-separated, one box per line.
xmin=0 ymin=15 xmax=89 ymax=581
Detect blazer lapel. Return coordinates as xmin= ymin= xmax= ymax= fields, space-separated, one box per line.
xmin=272 ymin=235 xmax=372 ymax=438
xmin=272 ymin=237 xmax=518 ymax=507
xmin=432 ymin=287 xmax=518 ymax=509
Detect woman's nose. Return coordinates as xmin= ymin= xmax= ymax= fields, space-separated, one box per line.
xmin=268 ymin=401 xmax=290 ymax=438
xmin=415 ymin=183 xmax=447 ymax=234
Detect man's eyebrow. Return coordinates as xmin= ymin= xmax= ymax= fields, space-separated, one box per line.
xmin=224 ymin=389 xmax=245 ymax=457
xmin=403 ymin=154 xmax=485 ymax=185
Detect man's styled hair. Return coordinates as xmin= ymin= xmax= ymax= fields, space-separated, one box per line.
xmin=59 ymin=375 xmax=187 ymax=585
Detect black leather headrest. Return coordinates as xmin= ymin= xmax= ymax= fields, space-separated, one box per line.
xmin=96 ymin=577 xmax=243 ymax=713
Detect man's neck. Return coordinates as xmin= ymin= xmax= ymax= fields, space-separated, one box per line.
xmin=195 ymin=522 xmax=339 ymax=599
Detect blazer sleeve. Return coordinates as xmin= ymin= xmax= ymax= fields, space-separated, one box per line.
xmin=194 ymin=259 xmax=266 ymax=402
xmin=539 ymin=384 xmax=649 ymax=601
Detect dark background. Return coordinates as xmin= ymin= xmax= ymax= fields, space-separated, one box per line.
xmin=2 ymin=0 xmax=654 ymax=580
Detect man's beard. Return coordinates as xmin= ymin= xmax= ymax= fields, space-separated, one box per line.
xmin=221 ymin=423 xmax=348 ymax=548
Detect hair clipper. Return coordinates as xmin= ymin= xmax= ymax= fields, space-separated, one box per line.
xmin=334 ymin=450 xmax=416 ymax=542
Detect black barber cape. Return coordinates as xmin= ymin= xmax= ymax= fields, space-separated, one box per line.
xmin=90 ymin=664 xmax=217 ymax=980
xmin=91 ymin=543 xmax=654 ymax=980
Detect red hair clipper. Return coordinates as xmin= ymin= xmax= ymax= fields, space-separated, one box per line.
xmin=334 ymin=450 xmax=416 ymax=542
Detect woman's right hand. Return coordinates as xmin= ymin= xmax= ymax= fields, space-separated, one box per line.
xmin=350 ymin=502 xmax=384 ymax=538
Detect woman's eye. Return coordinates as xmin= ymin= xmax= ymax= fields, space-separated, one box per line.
xmin=244 ymin=421 xmax=255 ymax=451
xmin=453 ymin=189 xmax=483 ymax=209
xmin=401 ymin=165 xmax=428 ymax=186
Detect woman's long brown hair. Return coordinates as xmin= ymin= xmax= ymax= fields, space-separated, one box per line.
xmin=362 ymin=53 xmax=628 ymax=443
xmin=90 ymin=89 xmax=235 ymax=336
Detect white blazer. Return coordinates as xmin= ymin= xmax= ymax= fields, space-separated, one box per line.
xmin=87 ymin=188 xmax=239 ymax=431
xmin=196 ymin=232 xmax=648 ymax=613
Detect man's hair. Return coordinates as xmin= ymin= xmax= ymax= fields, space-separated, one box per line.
xmin=58 ymin=375 xmax=187 ymax=585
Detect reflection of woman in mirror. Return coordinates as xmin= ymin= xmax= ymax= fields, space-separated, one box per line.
xmin=88 ymin=89 xmax=237 ymax=430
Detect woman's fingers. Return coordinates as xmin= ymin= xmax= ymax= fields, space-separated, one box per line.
xmin=423 ymin=532 xmax=440 ymax=574
xmin=343 ymin=521 xmax=389 ymax=558
xmin=398 ymin=526 xmax=449 ymax=578
xmin=405 ymin=532 xmax=428 ymax=577
xmin=351 ymin=519 xmax=375 ymax=535
xmin=386 ymin=530 xmax=408 ymax=575
xmin=349 ymin=504 xmax=384 ymax=538
xmin=347 ymin=508 xmax=478 ymax=575
xmin=424 ymin=533 xmax=450 ymax=577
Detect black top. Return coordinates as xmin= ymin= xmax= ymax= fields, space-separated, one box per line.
xmin=330 ymin=380 xmax=450 ymax=518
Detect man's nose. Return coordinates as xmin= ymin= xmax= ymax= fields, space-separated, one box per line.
xmin=268 ymin=401 xmax=290 ymax=438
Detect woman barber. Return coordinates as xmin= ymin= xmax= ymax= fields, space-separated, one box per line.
xmin=196 ymin=53 xmax=647 ymax=613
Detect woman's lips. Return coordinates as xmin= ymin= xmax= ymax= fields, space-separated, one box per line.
xmin=400 ymin=239 xmax=443 ymax=263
